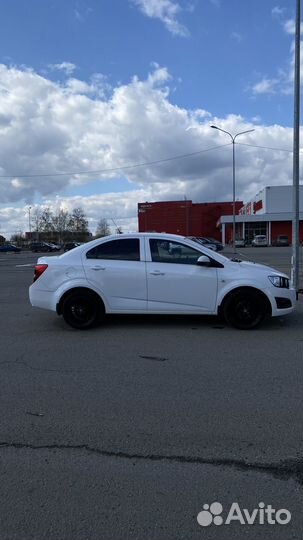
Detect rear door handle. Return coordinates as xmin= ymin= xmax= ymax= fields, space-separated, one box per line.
xmin=91 ymin=265 xmax=106 ymax=271
xmin=150 ymin=270 xmax=165 ymax=276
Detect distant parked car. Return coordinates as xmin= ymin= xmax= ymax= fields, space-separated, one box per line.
xmin=30 ymin=242 xmax=57 ymax=253
xmin=0 ymin=244 xmax=21 ymax=253
xmin=188 ymin=237 xmax=217 ymax=251
xmin=272 ymin=235 xmax=289 ymax=247
xmin=235 ymin=238 xmax=246 ymax=248
xmin=63 ymin=242 xmax=81 ymax=252
xmin=204 ymin=237 xmax=224 ymax=251
xmin=47 ymin=243 xmax=62 ymax=251
xmin=252 ymin=235 xmax=268 ymax=247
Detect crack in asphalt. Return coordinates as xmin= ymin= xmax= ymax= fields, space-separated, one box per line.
xmin=139 ymin=355 xmax=168 ymax=362
xmin=0 ymin=441 xmax=303 ymax=486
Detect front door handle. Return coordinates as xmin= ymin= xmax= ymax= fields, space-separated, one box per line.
xmin=149 ymin=270 xmax=165 ymax=276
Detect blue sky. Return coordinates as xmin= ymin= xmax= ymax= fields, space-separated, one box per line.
xmin=0 ymin=0 xmax=300 ymax=235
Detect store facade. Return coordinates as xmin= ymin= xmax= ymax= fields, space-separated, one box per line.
xmin=218 ymin=186 xmax=303 ymax=245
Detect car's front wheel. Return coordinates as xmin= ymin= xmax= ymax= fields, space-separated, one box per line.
xmin=62 ymin=290 xmax=105 ymax=329
xmin=223 ymin=289 xmax=268 ymax=330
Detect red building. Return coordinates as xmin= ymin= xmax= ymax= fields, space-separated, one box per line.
xmin=138 ymin=200 xmax=243 ymax=241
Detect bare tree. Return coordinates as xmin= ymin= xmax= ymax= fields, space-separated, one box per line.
xmin=39 ymin=207 xmax=55 ymax=232
xmin=68 ymin=207 xmax=89 ymax=233
xmin=10 ymin=233 xmax=23 ymax=245
xmin=53 ymin=208 xmax=69 ymax=242
xmin=96 ymin=218 xmax=110 ymax=237
xmin=31 ymin=207 xmax=42 ymax=233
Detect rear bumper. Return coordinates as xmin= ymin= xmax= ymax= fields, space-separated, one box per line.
xmin=29 ymin=286 xmax=57 ymax=312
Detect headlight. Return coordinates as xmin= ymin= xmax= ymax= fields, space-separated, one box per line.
xmin=268 ymin=275 xmax=289 ymax=288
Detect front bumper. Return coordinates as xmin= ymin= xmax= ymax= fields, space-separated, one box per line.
xmin=269 ymin=286 xmax=296 ymax=317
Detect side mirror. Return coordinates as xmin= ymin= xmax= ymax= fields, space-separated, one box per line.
xmin=197 ymin=255 xmax=211 ymax=266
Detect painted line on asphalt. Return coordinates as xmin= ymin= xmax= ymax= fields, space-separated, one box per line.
xmin=15 ymin=263 xmax=35 ymax=267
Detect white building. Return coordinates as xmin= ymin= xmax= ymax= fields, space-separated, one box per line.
xmin=218 ymin=185 xmax=303 ymax=245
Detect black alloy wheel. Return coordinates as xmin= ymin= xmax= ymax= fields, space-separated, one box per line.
xmin=62 ymin=291 xmax=104 ymax=329
xmin=223 ymin=290 xmax=267 ymax=330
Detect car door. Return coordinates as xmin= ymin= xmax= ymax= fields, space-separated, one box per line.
xmin=83 ymin=237 xmax=147 ymax=311
xmin=146 ymin=238 xmax=218 ymax=313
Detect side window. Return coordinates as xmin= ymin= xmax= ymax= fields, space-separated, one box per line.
xmin=86 ymin=239 xmax=140 ymax=261
xmin=150 ymin=239 xmax=201 ymax=265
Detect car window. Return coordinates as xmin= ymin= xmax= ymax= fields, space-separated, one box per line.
xmin=150 ymin=239 xmax=201 ymax=265
xmin=86 ymin=238 xmax=140 ymax=261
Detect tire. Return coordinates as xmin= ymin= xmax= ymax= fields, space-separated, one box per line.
xmin=223 ymin=289 xmax=267 ymax=330
xmin=62 ymin=290 xmax=104 ymax=329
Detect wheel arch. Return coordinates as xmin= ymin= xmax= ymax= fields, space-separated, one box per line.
xmin=218 ymin=286 xmax=272 ymax=318
xmin=56 ymin=286 xmax=105 ymax=315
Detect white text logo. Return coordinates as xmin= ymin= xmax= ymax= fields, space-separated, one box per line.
xmin=197 ymin=502 xmax=291 ymax=527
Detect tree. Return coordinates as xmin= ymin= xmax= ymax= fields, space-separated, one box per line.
xmin=39 ymin=207 xmax=55 ymax=232
xmin=10 ymin=233 xmax=24 ymax=245
xmin=96 ymin=218 xmax=110 ymax=238
xmin=52 ymin=208 xmax=70 ymax=242
xmin=68 ymin=207 xmax=89 ymax=233
xmin=31 ymin=207 xmax=42 ymax=233
xmin=26 ymin=205 xmax=91 ymax=242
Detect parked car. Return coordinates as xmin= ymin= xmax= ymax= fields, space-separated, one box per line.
xmin=47 ymin=242 xmax=62 ymax=251
xmin=30 ymin=242 xmax=57 ymax=252
xmin=235 ymin=238 xmax=246 ymax=248
xmin=252 ymin=235 xmax=268 ymax=247
xmin=204 ymin=237 xmax=224 ymax=251
xmin=29 ymin=233 xmax=296 ymax=331
xmin=272 ymin=235 xmax=289 ymax=247
xmin=0 ymin=244 xmax=21 ymax=253
xmin=63 ymin=242 xmax=81 ymax=252
xmin=188 ymin=236 xmax=217 ymax=251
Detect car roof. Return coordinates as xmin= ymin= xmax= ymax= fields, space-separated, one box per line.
xmin=91 ymin=232 xmax=190 ymax=241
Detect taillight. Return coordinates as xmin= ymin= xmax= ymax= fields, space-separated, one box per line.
xmin=33 ymin=264 xmax=48 ymax=282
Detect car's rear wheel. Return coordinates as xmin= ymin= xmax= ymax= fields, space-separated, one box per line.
xmin=223 ymin=289 xmax=268 ymax=330
xmin=62 ymin=291 xmax=105 ymax=329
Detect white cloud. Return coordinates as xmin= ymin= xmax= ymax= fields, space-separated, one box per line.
xmin=230 ymin=31 xmax=243 ymax=43
xmin=249 ymin=15 xmax=303 ymax=96
xmin=74 ymin=2 xmax=93 ymax=22
xmin=283 ymin=18 xmax=303 ymax=35
xmin=130 ymin=0 xmax=189 ymax=37
xmin=209 ymin=0 xmax=220 ymax=7
xmin=272 ymin=6 xmax=285 ymax=18
xmin=251 ymin=78 xmax=278 ymax=95
xmin=283 ymin=18 xmax=293 ymax=34
xmin=0 ymin=63 xmax=299 ymax=239
xmin=49 ymin=62 xmax=77 ymax=76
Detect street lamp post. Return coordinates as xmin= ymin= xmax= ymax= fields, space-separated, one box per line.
xmin=291 ymin=0 xmax=300 ymax=293
xmin=28 ymin=206 xmax=32 ymax=240
xmin=210 ymin=125 xmax=255 ymax=252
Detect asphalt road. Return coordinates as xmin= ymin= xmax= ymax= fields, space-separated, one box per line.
xmin=1 ymin=250 xmax=303 ymax=540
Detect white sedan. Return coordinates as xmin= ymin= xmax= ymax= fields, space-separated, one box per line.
xmin=29 ymin=233 xmax=296 ymax=330
xmin=252 ymin=235 xmax=268 ymax=247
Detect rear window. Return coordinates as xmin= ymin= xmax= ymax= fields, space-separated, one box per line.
xmin=86 ymin=238 xmax=140 ymax=261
